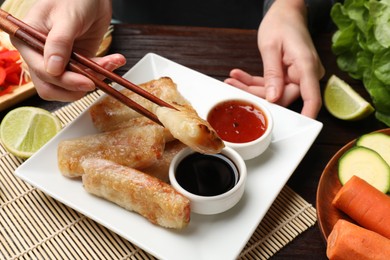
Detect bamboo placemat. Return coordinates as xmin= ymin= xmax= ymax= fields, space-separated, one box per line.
xmin=0 ymin=91 xmax=317 ymax=260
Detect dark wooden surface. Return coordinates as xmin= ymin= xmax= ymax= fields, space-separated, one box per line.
xmin=1 ymin=24 xmax=387 ymax=259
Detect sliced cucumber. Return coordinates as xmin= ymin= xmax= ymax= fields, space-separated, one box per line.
xmin=338 ymin=146 xmax=390 ymax=193
xmin=356 ymin=132 xmax=390 ymax=166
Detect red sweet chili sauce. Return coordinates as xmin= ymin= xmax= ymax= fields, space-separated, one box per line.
xmin=207 ymin=100 xmax=267 ymax=143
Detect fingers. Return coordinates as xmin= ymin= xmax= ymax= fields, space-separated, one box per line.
xmin=273 ymin=83 xmax=300 ymax=107
xmin=299 ymin=71 xmax=323 ymax=119
xmin=8 ymin=0 xmax=116 ymax=102
xmin=224 ymin=77 xmax=249 ymax=89
xmin=225 ymin=78 xmax=267 ymax=98
xmin=259 ymin=44 xmax=285 ymax=103
xmin=92 ymin=54 xmax=127 ymax=80
xmin=30 ymin=73 xmax=89 ymax=102
xmin=228 ymin=69 xmax=265 ymax=86
xmin=225 ymin=68 xmax=298 ymax=104
xmin=225 ymin=67 xmax=322 ymax=118
xmin=44 ymin=20 xmax=80 ymax=76
xmin=31 ymin=54 xmax=126 ymax=102
xmin=225 ymin=69 xmax=266 ymax=97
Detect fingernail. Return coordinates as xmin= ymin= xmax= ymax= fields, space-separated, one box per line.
xmin=105 ymin=62 xmax=119 ymax=71
xmin=76 ymin=85 xmax=95 ymax=92
xmin=46 ymin=55 xmax=65 ymax=75
xmin=266 ymin=86 xmax=276 ymax=101
xmin=77 ymin=83 xmax=95 ymax=92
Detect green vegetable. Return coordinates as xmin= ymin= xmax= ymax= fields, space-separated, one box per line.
xmin=331 ymin=0 xmax=390 ymax=126
xmin=338 ymin=146 xmax=390 ymax=193
xmin=356 ymin=132 xmax=390 ymax=165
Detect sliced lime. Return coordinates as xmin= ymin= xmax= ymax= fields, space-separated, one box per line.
xmin=324 ymin=75 xmax=374 ymax=121
xmin=0 ymin=106 xmax=62 ymax=158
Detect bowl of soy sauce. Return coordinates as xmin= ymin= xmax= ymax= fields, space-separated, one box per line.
xmin=169 ymin=146 xmax=247 ymax=215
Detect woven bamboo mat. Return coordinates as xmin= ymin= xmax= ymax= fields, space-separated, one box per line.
xmin=0 ymin=91 xmax=317 ymax=260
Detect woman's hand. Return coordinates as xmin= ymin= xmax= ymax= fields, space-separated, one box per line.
xmin=225 ymin=0 xmax=325 ymax=118
xmin=11 ymin=0 xmax=126 ymax=101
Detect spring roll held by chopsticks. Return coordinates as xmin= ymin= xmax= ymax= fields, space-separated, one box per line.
xmin=89 ymin=77 xmax=186 ymax=132
xmin=155 ymin=104 xmax=224 ymax=154
xmin=81 ymin=158 xmax=190 ymax=229
xmin=90 ymin=77 xmax=224 ymax=154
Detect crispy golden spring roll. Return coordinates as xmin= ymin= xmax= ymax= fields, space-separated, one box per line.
xmin=89 ymin=77 xmax=186 ymax=132
xmin=82 ymin=158 xmax=190 ymax=229
xmin=143 ymin=140 xmax=187 ymax=183
xmin=58 ymin=125 xmax=165 ymax=177
xmin=103 ymin=117 xmax=175 ymax=142
xmin=155 ymin=104 xmax=224 ymax=154
xmin=90 ymin=76 xmax=224 ymax=154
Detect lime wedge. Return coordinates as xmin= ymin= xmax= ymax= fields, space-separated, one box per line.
xmin=0 ymin=106 xmax=62 ymax=159
xmin=324 ymin=75 xmax=374 ymax=120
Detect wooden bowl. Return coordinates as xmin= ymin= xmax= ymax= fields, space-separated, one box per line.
xmin=316 ymin=128 xmax=390 ymax=241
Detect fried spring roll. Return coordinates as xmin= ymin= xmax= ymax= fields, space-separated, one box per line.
xmin=155 ymin=104 xmax=224 ymax=154
xmin=58 ymin=125 xmax=165 ymax=177
xmin=82 ymin=158 xmax=191 ymax=229
xmin=102 ymin=117 xmax=175 ymax=142
xmin=89 ymin=77 xmax=187 ymax=132
xmin=89 ymin=76 xmax=224 ymax=154
xmin=143 ymin=140 xmax=187 ymax=183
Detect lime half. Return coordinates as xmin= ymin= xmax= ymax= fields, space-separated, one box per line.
xmin=0 ymin=106 xmax=62 ymax=159
xmin=324 ymin=75 xmax=374 ymax=121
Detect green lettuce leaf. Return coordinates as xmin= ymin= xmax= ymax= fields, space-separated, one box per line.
xmin=331 ymin=0 xmax=390 ymax=126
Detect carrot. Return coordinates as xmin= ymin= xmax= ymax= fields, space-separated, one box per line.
xmin=332 ymin=175 xmax=390 ymax=239
xmin=327 ymin=219 xmax=390 ymax=260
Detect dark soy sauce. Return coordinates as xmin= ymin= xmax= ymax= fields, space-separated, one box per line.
xmin=175 ymin=153 xmax=239 ymax=196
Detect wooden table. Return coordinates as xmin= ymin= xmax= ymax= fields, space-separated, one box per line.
xmin=1 ymin=24 xmax=387 ymax=259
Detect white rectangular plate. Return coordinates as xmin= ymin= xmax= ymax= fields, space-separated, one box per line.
xmin=16 ymin=53 xmax=322 ymax=260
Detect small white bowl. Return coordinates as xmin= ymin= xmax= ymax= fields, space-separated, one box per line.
xmin=169 ymin=146 xmax=247 ymax=215
xmin=207 ymin=98 xmax=273 ymax=160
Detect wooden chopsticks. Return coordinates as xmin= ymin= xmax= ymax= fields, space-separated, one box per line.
xmin=0 ymin=9 xmax=176 ymax=125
